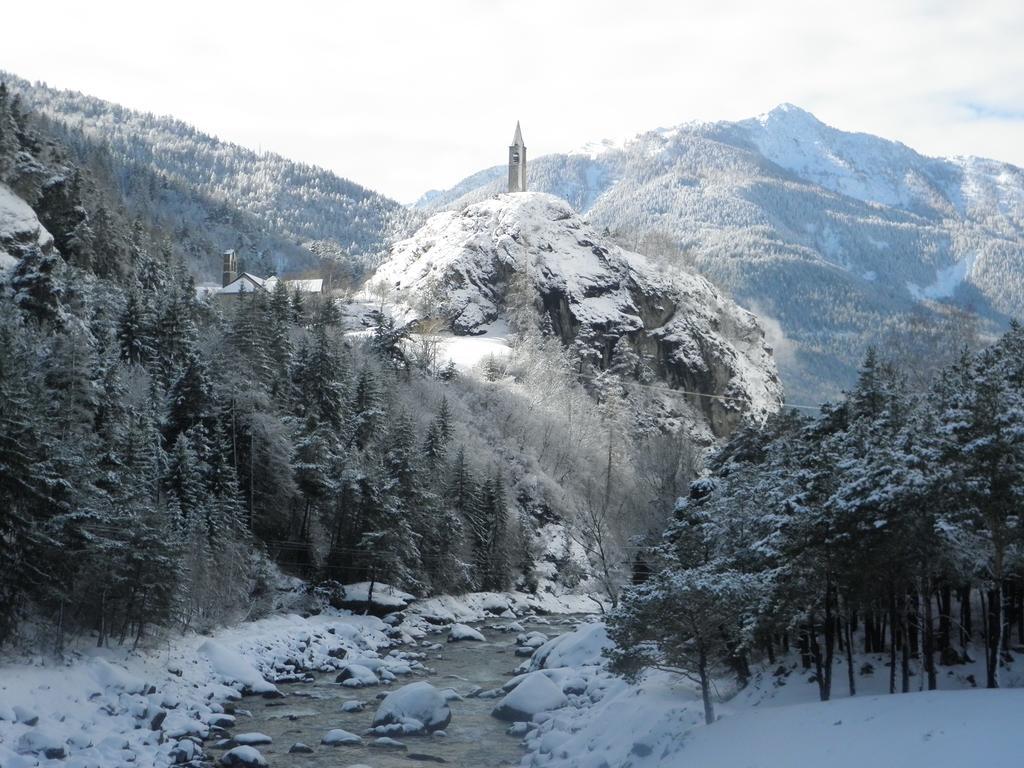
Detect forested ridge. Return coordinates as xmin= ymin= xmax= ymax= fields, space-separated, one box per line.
xmin=1 ymin=71 xmax=420 ymax=283
xmin=610 ymin=329 xmax=1024 ymax=722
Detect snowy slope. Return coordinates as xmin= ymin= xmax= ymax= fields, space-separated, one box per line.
xmin=417 ymin=106 xmax=1024 ymax=402
xmin=368 ymin=192 xmax=782 ymax=435
xmin=677 ymin=689 xmax=1023 ymax=768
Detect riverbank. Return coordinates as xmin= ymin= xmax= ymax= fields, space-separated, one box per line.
xmin=0 ymin=589 xmax=597 ymax=767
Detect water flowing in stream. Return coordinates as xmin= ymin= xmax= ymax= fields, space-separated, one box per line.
xmin=208 ymin=615 xmax=582 ymax=767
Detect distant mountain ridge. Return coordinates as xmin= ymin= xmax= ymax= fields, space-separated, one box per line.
xmin=2 ymin=71 xmax=420 ymax=281
xmin=417 ymin=106 xmax=1024 ymax=401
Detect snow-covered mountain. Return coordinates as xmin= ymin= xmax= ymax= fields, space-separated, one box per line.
xmin=1 ymin=71 xmax=420 ymax=281
xmin=368 ymin=192 xmax=782 ymax=437
xmin=416 ymin=106 xmax=1024 ymax=401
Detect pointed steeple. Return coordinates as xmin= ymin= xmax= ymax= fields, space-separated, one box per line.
xmin=508 ymin=121 xmax=527 ymax=193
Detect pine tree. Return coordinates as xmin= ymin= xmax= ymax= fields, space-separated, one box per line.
xmin=470 ymin=472 xmax=511 ymax=591
xmin=166 ymin=351 xmax=213 ymax=447
xmin=10 ymin=246 xmax=65 ymax=327
xmin=117 ymin=286 xmax=152 ymax=365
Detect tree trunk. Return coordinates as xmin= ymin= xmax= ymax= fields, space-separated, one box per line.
xmin=985 ymin=586 xmax=1001 ymax=688
xmin=900 ymin=601 xmax=910 ymax=694
xmin=937 ymin=584 xmax=952 ymax=658
xmin=908 ymin=590 xmax=920 ymax=657
xmin=698 ymin=646 xmax=715 ymax=725
xmin=809 ymin=621 xmax=829 ymax=702
xmin=922 ymin=578 xmax=936 ymax=690
xmin=889 ymin=588 xmax=898 ymax=695
xmin=822 ymin=582 xmax=835 ymax=701
xmin=845 ymin=611 xmax=856 ymax=697
xmin=960 ymin=585 xmax=972 ymax=650
xmin=799 ymin=627 xmax=812 ymax=670
xmin=97 ymin=588 xmax=107 ymax=648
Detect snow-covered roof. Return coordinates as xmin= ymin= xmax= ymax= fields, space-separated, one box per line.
xmin=216 ymin=273 xmax=323 ymax=295
xmin=286 ymin=278 xmax=323 ymax=294
xmin=218 ymin=273 xmax=267 ymax=294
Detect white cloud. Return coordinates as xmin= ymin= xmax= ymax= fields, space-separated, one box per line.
xmin=1 ymin=0 xmax=1022 ymax=201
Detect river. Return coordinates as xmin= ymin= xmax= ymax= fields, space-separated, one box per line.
xmin=207 ymin=614 xmax=582 ymax=767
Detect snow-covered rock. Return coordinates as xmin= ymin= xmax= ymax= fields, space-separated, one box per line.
xmin=16 ymin=728 xmax=66 ymax=759
xmin=321 ymin=728 xmax=362 ymax=746
xmin=372 ymin=681 xmax=452 ymax=734
xmin=0 ymin=183 xmax=55 ymax=270
xmin=11 ymin=705 xmax=38 ymax=726
xmin=368 ymin=192 xmax=782 ymax=436
xmin=525 ymin=622 xmax=612 ymax=672
xmin=89 ymin=658 xmax=149 ymax=694
xmin=333 ymin=582 xmax=415 ymax=615
xmin=491 ymin=671 xmax=569 ymax=722
xmin=199 ymin=640 xmax=279 ymax=696
xmin=448 ymin=623 xmax=486 ymax=642
xmin=232 ymin=733 xmax=272 ymax=746
xmin=219 ymin=745 xmax=267 ymax=767
xmin=335 ymin=663 xmax=379 ymax=687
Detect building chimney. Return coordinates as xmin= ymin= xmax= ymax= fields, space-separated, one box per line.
xmin=222 ymin=249 xmax=237 ymax=287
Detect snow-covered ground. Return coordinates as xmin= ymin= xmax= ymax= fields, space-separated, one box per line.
xmin=0 ymin=587 xmax=598 ymax=767
xmin=505 ymin=621 xmax=1024 ymax=768
xmin=342 ymin=295 xmax=513 ymax=371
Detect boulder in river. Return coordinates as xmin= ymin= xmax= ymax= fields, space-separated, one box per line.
xmin=232 ymin=732 xmax=272 ymax=746
xmin=373 ymin=681 xmax=452 ymax=734
xmin=335 ymin=663 xmax=379 ymax=687
xmin=447 ymin=623 xmax=485 ymax=642
xmin=491 ymin=672 xmax=569 ymax=721
xmin=218 ymin=745 xmax=268 ymax=767
xmin=322 ymin=728 xmax=362 ymax=746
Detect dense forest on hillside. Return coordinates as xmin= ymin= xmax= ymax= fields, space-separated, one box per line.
xmin=610 ymin=330 xmax=1024 ymax=722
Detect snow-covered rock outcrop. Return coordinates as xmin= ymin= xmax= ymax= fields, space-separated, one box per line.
xmin=0 ymin=182 xmax=54 ymax=271
xmin=369 ymin=192 xmax=782 ymax=435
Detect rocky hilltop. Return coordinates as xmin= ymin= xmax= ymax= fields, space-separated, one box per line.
xmin=369 ymin=192 xmax=782 ymax=436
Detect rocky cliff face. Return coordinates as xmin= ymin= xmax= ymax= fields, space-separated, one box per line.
xmin=369 ymin=192 xmax=782 ymax=436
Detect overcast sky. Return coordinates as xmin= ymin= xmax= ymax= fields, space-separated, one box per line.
xmin=3 ymin=0 xmax=1022 ymax=202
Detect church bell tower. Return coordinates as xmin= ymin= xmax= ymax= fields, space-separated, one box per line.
xmin=508 ymin=121 xmax=526 ymax=193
